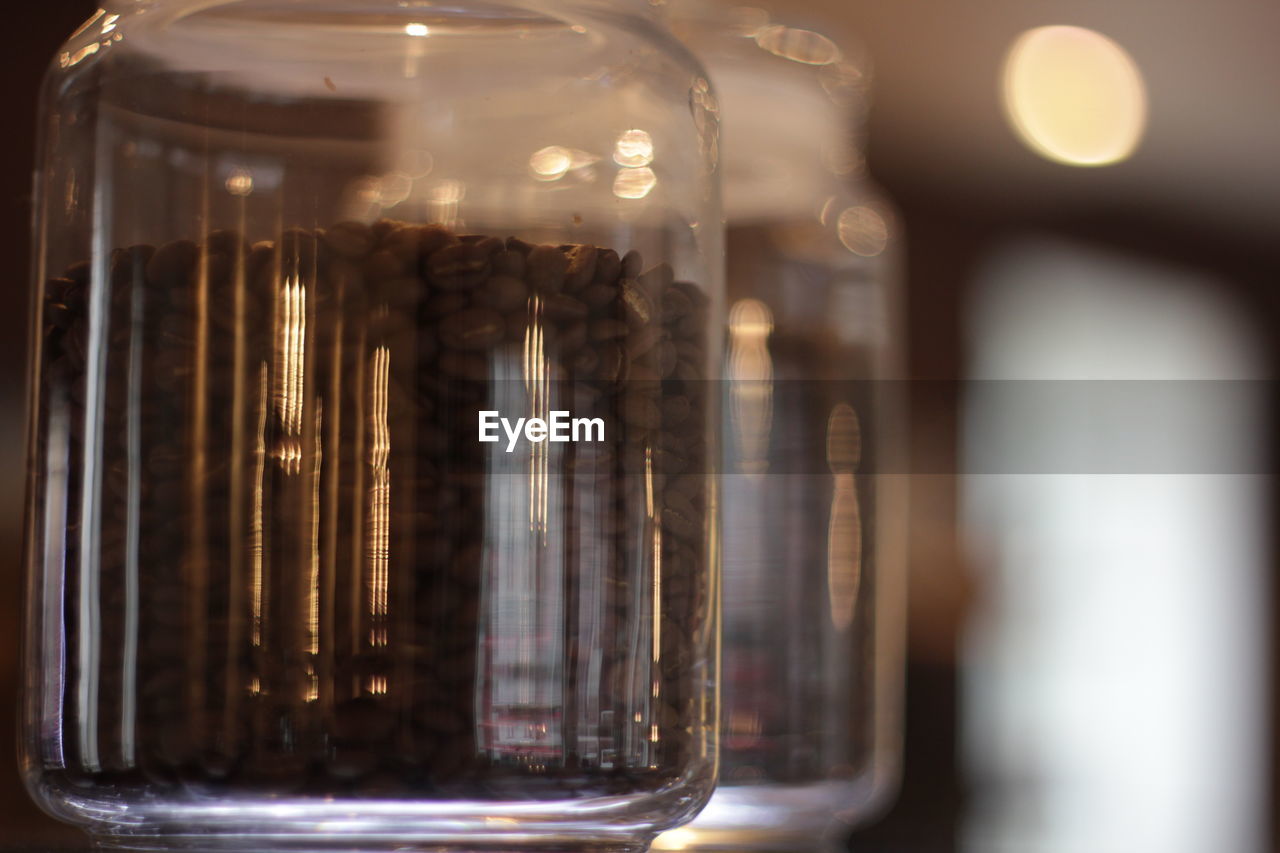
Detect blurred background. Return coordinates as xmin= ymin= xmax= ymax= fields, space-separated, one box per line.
xmin=2 ymin=1 xmax=1278 ymax=850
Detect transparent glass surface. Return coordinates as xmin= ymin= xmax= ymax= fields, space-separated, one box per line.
xmin=22 ymin=2 xmax=723 ymax=849
xmin=656 ymin=3 xmax=906 ymax=850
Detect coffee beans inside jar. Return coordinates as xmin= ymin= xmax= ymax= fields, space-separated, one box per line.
xmin=35 ymin=220 xmax=711 ymax=799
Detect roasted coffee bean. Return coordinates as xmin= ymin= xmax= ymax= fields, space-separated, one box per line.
xmin=564 ymin=244 xmax=598 ymax=291
xmin=661 ymin=286 xmax=693 ymax=322
xmin=570 ymin=345 xmax=600 ymax=376
xmin=206 ymin=229 xmax=248 ymax=258
xmin=541 ymin=292 xmax=588 ymax=323
xmin=247 ymin=241 xmax=275 ymax=282
xmin=419 ymin=224 xmax=460 ymax=256
xmin=625 ymin=325 xmax=665 ymax=360
xmin=424 ymin=290 xmax=469 ymax=317
xmin=663 ymin=491 xmax=701 ymax=541
xmin=620 ymin=394 xmax=662 ymax=430
xmin=323 ymin=221 xmax=375 ymax=259
xmin=618 ymin=280 xmax=654 ymax=327
xmin=280 ymin=227 xmax=327 ymax=277
xmin=593 ymin=248 xmax=621 ymax=285
xmin=377 ymin=276 xmax=429 ymax=309
xmin=505 ymin=236 xmax=534 ymax=255
xmin=476 ymin=274 xmax=527 ymax=312
xmin=438 ymin=350 xmax=489 ymax=380
xmin=526 ymin=244 xmax=570 ymax=293
xmin=626 ymin=364 xmax=662 ymax=384
xmin=367 ymin=309 xmax=412 ymax=342
xmin=676 ymin=311 xmax=704 ymax=341
xmin=673 ymin=358 xmax=701 ymax=384
xmin=440 ymin=308 xmax=504 ymax=350
xmin=45 ymin=301 xmax=74 ymax=330
xmin=588 ymin=317 xmax=628 ymax=342
xmin=425 ymin=242 xmax=491 ymax=290
xmin=669 ymin=280 xmax=708 ymax=308
xmin=556 ymin=320 xmax=588 ymax=356
xmin=656 ymin=340 xmax=679 ymax=378
xmin=365 ymin=248 xmax=406 ymax=280
xmin=638 ymin=263 xmax=674 ymax=293
xmin=594 ymin=341 xmax=629 ymax=383
xmin=491 ymin=249 xmax=525 ymax=278
xmin=371 ymin=218 xmax=402 ymax=241
xmin=502 ymin=310 xmax=531 ymax=343
xmin=203 ymin=253 xmax=234 ymax=287
xmin=620 ymin=249 xmax=643 ymax=279
xmin=65 ymin=260 xmax=91 ymax=287
xmin=382 ymin=224 xmax=426 ymax=265
xmin=580 ymin=282 xmax=618 ymax=310
xmin=146 ymin=240 xmax=199 ymax=287
xmin=661 ymin=394 xmax=691 ymax=427
xmin=674 ymin=340 xmax=704 ymax=364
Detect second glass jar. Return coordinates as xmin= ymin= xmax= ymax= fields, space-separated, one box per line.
xmin=657 ymin=3 xmax=907 ymax=850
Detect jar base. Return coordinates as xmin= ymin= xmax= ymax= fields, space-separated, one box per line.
xmin=93 ymin=840 xmax=650 ymax=853
xmin=30 ymin=764 xmax=714 ymax=853
xmin=51 ymin=792 xmax=678 ymax=853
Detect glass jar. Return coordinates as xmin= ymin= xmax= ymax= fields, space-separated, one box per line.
xmin=21 ymin=2 xmax=723 ymax=850
xmin=655 ymin=4 xmax=906 ymax=851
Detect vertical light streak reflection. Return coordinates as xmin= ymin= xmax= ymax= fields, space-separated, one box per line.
xmin=367 ymin=346 xmax=391 ymax=658
xmin=523 ymin=299 xmax=549 ymax=536
xmin=826 ymin=404 xmax=862 ymax=632
xmin=251 ymin=363 xmax=268 ymax=647
xmin=306 ymin=402 xmax=323 ymax=703
xmin=187 ymin=230 xmax=212 ymax=743
xmin=727 ymin=299 xmax=774 ymax=474
xmin=648 ymin=447 xmax=662 ymax=751
xmin=76 ymin=145 xmax=113 ymax=773
xmin=273 ymin=276 xmax=307 ymax=471
xmin=40 ymin=402 xmax=71 ymax=766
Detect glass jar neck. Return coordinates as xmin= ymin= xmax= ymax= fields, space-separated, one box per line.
xmin=667 ymin=2 xmax=869 ymax=222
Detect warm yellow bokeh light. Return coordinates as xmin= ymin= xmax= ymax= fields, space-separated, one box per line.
xmin=1001 ymin=25 xmax=1147 ymax=167
xmin=612 ymin=166 xmax=657 ymax=199
xmin=225 ymin=169 xmax=254 ymax=197
xmin=837 ymin=205 xmax=888 ymax=257
xmin=651 ymin=827 xmax=696 ymax=850
xmin=613 ymin=129 xmax=654 ymax=167
xmin=529 ymin=145 xmax=573 ymax=180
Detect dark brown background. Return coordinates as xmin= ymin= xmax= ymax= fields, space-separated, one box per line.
xmin=2 ymin=3 xmax=1277 ymax=850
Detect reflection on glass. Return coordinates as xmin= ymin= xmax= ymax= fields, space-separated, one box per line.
xmin=614 ymin=129 xmax=655 ymax=168
xmin=753 ymin=25 xmax=840 ymax=66
xmin=251 ymin=363 xmax=268 ymax=648
xmin=825 ymin=404 xmax=861 ymax=633
xmin=728 ymin=298 xmax=774 ymax=475
xmin=225 ymin=169 xmax=254 ymax=197
xmin=531 ymin=146 xmax=574 ymax=181
xmin=836 ymin=206 xmax=888 ymax=258
xmin=366 ymin=345 xmax=390 ymax=653
xmin=478 ymin=313 xmax=567 ymax=768
xmin=613 ymin=166 xmax=658 ymax=200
